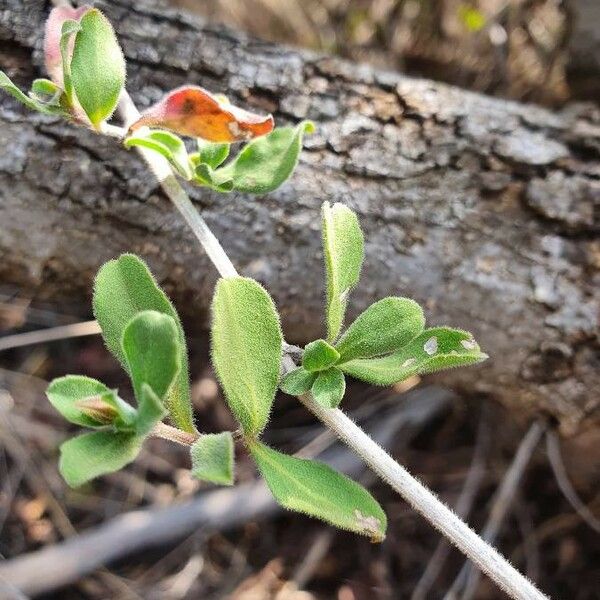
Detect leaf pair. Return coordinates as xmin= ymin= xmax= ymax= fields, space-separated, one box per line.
xmin=1 ymin=7 xmax=125 ymax=130
xmin=92 ymin=254 xmax=194 ymax=433
xmin=210 ymin=276 xmax=386 ymax=540
xmin=47 ymin=310 xmax=178 ymax=487
xmin=281 ymin=338 xmax=345 ymax=406
xmin=125 ymin=121 xmax=314 ymax=195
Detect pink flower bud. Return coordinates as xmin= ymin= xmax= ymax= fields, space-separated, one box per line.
xmin=129 ymin=86 xmax=274 ymax=142
xmin=44 ymin=5 xmax=91 ymax=87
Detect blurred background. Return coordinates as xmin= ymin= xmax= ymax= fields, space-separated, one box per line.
xmin=1 ymin=0 xmax=599 ymax=599
xmin=176 ymin=0 xmax=598 ymax=105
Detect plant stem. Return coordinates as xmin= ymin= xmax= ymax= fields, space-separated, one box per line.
xmin=116 ymin=92 xmax=238 ymax=278
xmin=445 ymin=420 xmax=546 ymax=600
xmin=323 ymin=408 xmax=543 ymax=600
xmin=282 ymin=357 xmax=547 ymax=600
xmin=150 ymin=421 xmax=199 ymax=447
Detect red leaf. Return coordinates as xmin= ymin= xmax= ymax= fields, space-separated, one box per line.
xmin=129 ymin=86 xmax=274 ymax=142
xmin=44 ymin=5 xmax=91 ymax=87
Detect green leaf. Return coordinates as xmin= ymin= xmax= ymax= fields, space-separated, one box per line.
xmin=47 ymin=375 xmax=142 ymax=432
xmin=196 ymin=139 xmax=230 ymax=169
xmin=0 ymin=71 xmax=64 ymax=115
xmin=193 ymin=162 xmax=234 ymax=192
xmin=93 ymin=254 xmax=194 ymax=433
xmin=121 ymin=310 xmax=181 ymax=403
xmin=340 ymin=327 xmax=488 ymax=386
xmin=190 ymin=432 xmax=234 ymax=485
xmin=322 ymin=201 xmax=364 ymax=342
xmin=30 ymin=78 xmax=61 ymax=104
xmin=136 ymin=383 xmax=168 ymax=437
xmin=335 ymin=297 xmax=425 ymax=363
xmin=70 ymin=8 xmax=125 ymax=128
xmin=311 ymin=367 xmax=346 ymax=408
xmin=211 ymin=277 xmax=283 ymax=436
xmin=302 ymin=339 xmax=340 ymax=372
xmin=31 ymin=79 xmax=59 ymax=96
xmin=59 ymin=430 xmax=142 ymax=488
xmin=124 ymin=130 xmax=193 ymax=180
xmin=47 ymin=375 xmax=120 ymax=428
xmin=279 ymin=367 xmax=317 ymax=396
xmin=214 ymin=121 xmax=314 ymax=194
xmin=249 ymin=441 xmax=387 ymax=541
xmin=59 ymin=19 xmax=81 ymax=105
xmin=98 ymin=389 xmax=138 ymax=430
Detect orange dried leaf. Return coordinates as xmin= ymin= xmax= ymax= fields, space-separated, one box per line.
xmin=129 ymin=86 xmax=274 ymax=142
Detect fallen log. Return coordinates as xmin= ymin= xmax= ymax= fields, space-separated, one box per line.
xmin=0 ymin=0 xmax=598 ymax=434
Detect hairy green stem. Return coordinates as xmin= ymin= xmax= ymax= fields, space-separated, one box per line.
xmin=150 ymin=421 xmax=199 ymax=447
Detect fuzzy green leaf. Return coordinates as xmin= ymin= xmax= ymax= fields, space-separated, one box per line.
xmin=47 ymin=375 xmax=116 ymax=428
xmin=70 ymin=8 xmax=125 ymax=128
xmin=60 ymin=19 xmax=80 ymax=104
xmin=30 ymin=78 xmax=61 ymax=104
xmin=322 ymin=202 xmax=364 ymax=342
xmin=335 ymin=297 xmax=425 ymax=363
xmin=340 ymin=327 xmax=488 ymax=386
xmin=214 ymin=121 xmax=314 ymax=194
xmin=0 ymin=71 xmax=64 ymax=115
xmin=193 ymin=162 xmax=234 ymax=192
xmin=136 ymin=383 xmax=168 ymax=437
xmin=211 ymin=277 xmax=283 ymax=435
xmin=59 ymin=430 xmax=142 ymax=487
xmin=196 ymin=139 xmax=230 ymax=169
xmin=302 ymin=339 xmax=340 ymax=373
xmin=122 ymin=310 xmax=181 ymax=403
xmin=99 ymin=389 xmax=138 ymax=430
xmin=279 ymin=367 xmax=317 ymax=396
xmin=249 ymin=441 xmax=387 ymax=540
xmin=311 ymin=367 xmax=346 ymax=408
xmin=93 ymin=254 xmax=194 ymax=433
xmin=125 ymin=130 xmax=193 ymax=180
xmin=190 ymin=432 xmax=234 ymax=485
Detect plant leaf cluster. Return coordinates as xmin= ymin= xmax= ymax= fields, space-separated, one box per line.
xmin=1 ymin=7 xmax=310 ymax=198
xmin=47 ymin=255 xmax=234 ymax=488
xmin=1 ymin=7 xmax=125 ymax=130
xmin=23 ymin=4 xmax=488 ymax=543
xmin=280 ymin=202 xmax=488 ymax=408
xmin=211 ymin=276 xmax=387 ymax=540
xmin=47 ymin=309 xmax=175 ymax=488
xmin=125 ymin=121 xmax=314 ymax=195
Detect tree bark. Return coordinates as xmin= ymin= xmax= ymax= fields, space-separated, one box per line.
xmin=0 ymin=0 xmax=598 ymax=435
